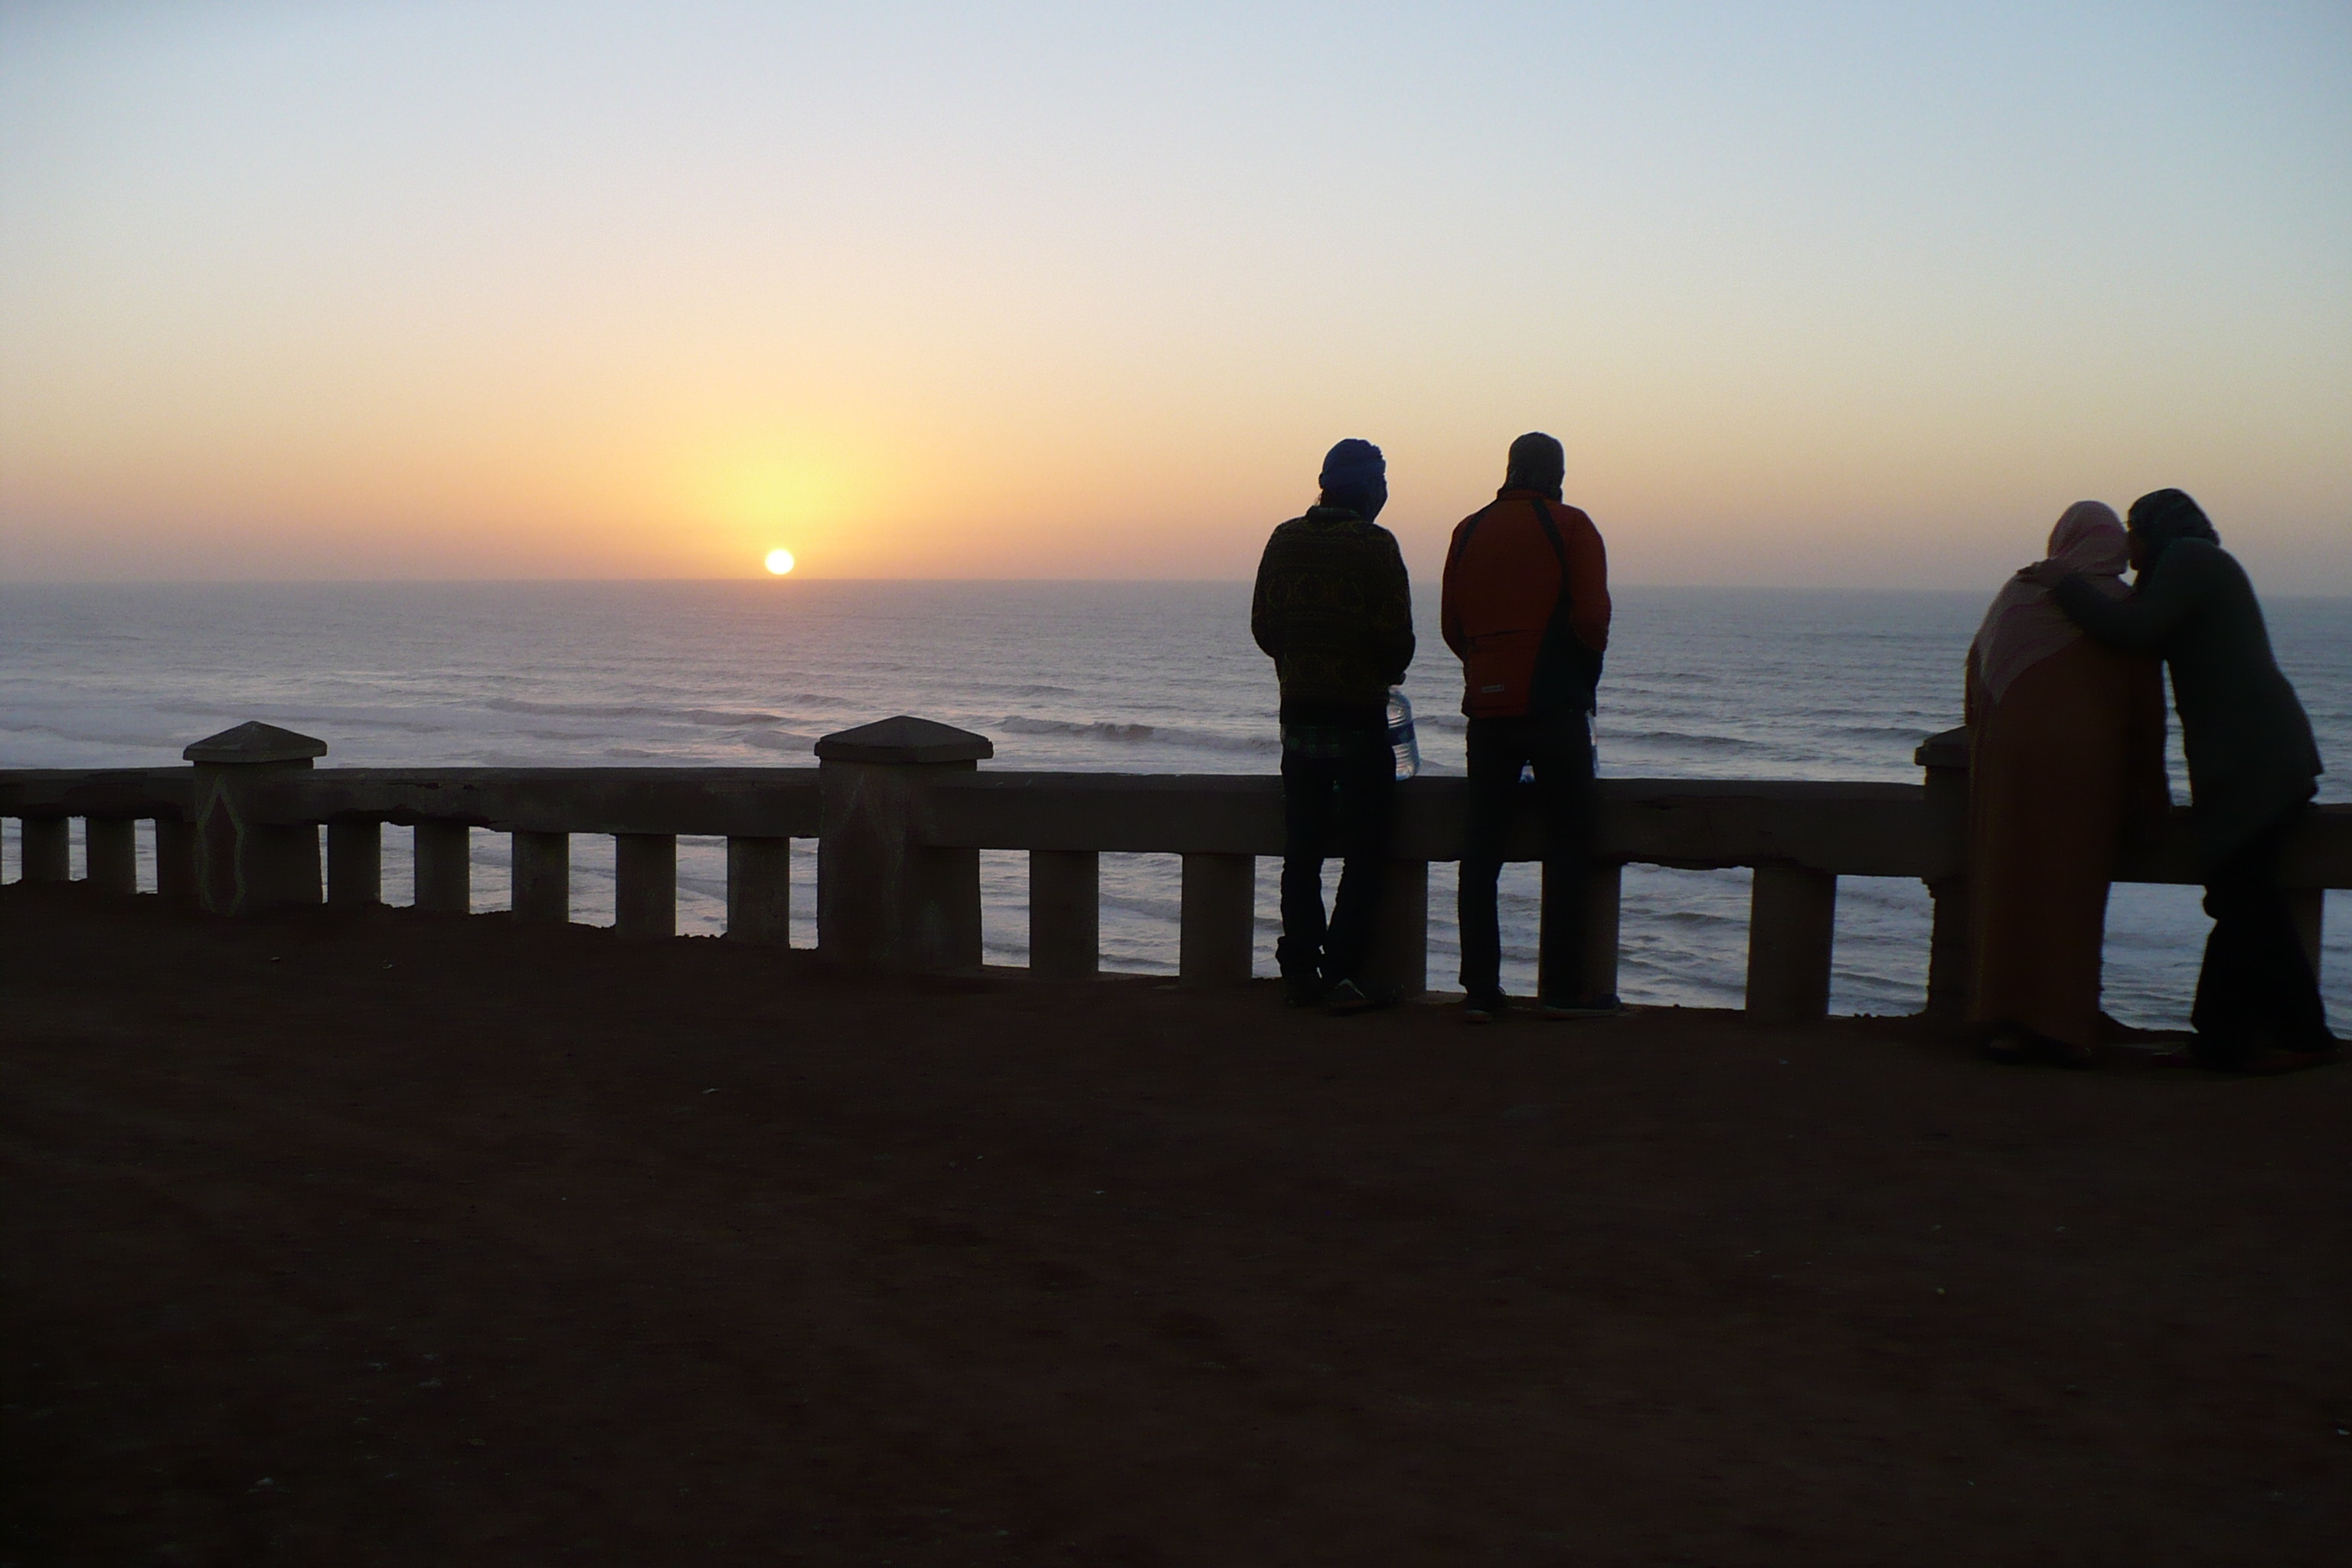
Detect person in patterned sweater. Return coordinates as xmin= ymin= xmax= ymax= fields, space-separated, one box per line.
xmin=1251 ymin=439 xmax=1416 ymax=1011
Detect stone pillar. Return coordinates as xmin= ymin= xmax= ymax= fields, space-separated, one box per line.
xmin=1746 ymin=864 xmax=1838 ymax=1024
xmin=1179 ymin=852 xmax=1255 ymax=986
xmin=1539 ymin=858 xmax=1622 ymax=1004
xmin=616 ymin=834 xmax=676 ymax=939
xmin=2287 ymin=887 xmax=2324 ymax=978
xmin=815 ymin=717 xmax=991 ymax=972
xmin=1582 ymin=861 xmax=1624 ymax=1000
xmin=414 ymin=822 xmax=470 ymax=915
xmin=727 ymin=837 xmax=792 ymax=946
xmin=513 ymin=830 xmax=570 ymax=926
xmin=1364 ymin=858 xmax=1428 ymax=1000
xmin=21 ymin=818 xmax=70 ymax=883
xmin=184 ymin=722 xmax=328 ymax=914
xmin=1029 ymin=849 xmax=1099 ymax=980
xmin=155 ymin=817 xmax=198 ymax=908
xmin=1916 ymin=727 xmax=1972 ymax=1020
xmin=86 ymin=818 xmax=137 ymax=894
xmin=328 ymin=821 xmax=382 ymax=907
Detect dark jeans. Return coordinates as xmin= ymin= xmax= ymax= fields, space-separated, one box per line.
xmin=2191 ymin=808 xmax=2333 ymax=1065
xmin=1278 ymin=730 xmax=1394 ymax=987
xmin=1459 ymin=714 xmax=1596 ymax=1004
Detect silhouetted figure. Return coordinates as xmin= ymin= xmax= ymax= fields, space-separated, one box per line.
xmin=2050 ymin=488 xmax=2337 ymax=1072
xmin=1442 ymin=433 xmax=1615 ymax=1023
xmin=1965 ymin=501 xmax=2170 ymax=1067
xmin=1251 ymin=439 xmax=1415 ymax=1011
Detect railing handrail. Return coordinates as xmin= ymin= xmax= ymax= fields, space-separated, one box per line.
xmin=918 ymin=772 xmax=1939 ymax=875
xmin=4 ymin=727 xmax=2341 ymax=1021
xmin=5 ymin=763 xmax=2350 ymax=887
xmin=0 ymin=765 xmax=822 ymax=839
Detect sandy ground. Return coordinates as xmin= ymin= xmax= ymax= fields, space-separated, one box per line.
xmin=2 ymin=881 xmax=2348 ymax=1567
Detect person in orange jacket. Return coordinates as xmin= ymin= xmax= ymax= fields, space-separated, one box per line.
xmin=1441 ymin=432 xmax=1618 ymax=1023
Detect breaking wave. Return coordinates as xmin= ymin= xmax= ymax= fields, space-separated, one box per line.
xmin=996 ymin=715 xmax=1279 ymax=754
xmin=487 ymin=697 xmax=798 ymax=727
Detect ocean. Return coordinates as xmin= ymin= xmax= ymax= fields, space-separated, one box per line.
xmin=3 ymin=580 xmax=2346 ymax=1030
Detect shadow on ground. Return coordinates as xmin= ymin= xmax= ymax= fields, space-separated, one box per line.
xmin=3 ymin=883 xmax=2347 ymax=1566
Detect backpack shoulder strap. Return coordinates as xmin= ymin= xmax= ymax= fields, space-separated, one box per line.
xmin=1525 ymin=495 xmax=1570 ymax=572
xmin=1446 ymin=501 xmax=1499 ymax=570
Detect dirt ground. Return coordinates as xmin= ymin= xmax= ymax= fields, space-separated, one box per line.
xmin=2 ymin=882 xmax=2347 ymax=1567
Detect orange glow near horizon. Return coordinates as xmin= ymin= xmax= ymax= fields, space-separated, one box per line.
xmin=691 ymin=445 xmax=858 ymax=565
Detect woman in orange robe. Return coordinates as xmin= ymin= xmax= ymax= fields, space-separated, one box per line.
xmin=1965 ymin=501 xmax=2170 ymax=1065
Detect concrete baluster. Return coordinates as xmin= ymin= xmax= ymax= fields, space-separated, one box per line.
xmin=1029 ymin=849 xmax=1099 ymax=980
xmin=328 ymin=821 xmax=382 ymax=907
xmin=1179 ymin=851 xmax=1255 ymax=986
xmin=1916 ymin=727 xmax=1972 ymax=1020
xmin=155 ymin=817 xmax=198 ymax=907
xmin=86 ymin=818 xmax=137 ymax=893
xmin=1582 ymin=861 xmax=1624 ymax=1000
xmin=512 ymin=830 xmax=570 ymax=925
xmin=414 ymin=822 xmax=471 ymax=915
xmin=21 ymin=818 xmax=70 ymax=883
xmin=725 ymin=837 xmax=791 ymax=946
xmin=615 ymin=834 xmax=676 ymax=939
xmin=1365 ymin=858 xmax=1429 ymax=1000
xmin=184 ymin=722 xmax=327 ymax=913
xmin=815 ymin=717 xmax=992 ymax=972
xmin=1539 ymin=858 xmax=1622 ymax=1003
xmin=1746 ymin=864 xmax=1838 ymax=1024
xmin=2287 ymin=887 xmax=2324 ymax=978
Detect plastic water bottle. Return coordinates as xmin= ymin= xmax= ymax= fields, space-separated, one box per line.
xmin=1387 ymin=687 xmax=1421 ymax=780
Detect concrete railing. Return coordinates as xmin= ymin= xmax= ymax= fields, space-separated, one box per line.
xmin=4 ymin=717 xmax=2345 ymax=1024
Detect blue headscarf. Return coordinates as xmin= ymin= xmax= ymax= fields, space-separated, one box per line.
xmin=1318 ymin=439 xmax=1387 ymax=521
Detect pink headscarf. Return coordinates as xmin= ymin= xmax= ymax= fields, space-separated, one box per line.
xmin=1969 ymin=501 xmax=2131 ymax=704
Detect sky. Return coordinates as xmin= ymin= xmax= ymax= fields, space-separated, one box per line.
xmin=2 ymin=2 xmax=2347 ymax=589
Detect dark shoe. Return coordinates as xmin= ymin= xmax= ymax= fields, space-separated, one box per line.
xmin=1325 ymin=978 xmax=1379 ymax=1015
xmin=1283 ymin=975 xmax=1328 ymax=1008
xmin=1538 ymin=992 xmax=1626 ymax=1021
xmin=2190 ymin=1027 xmax=2279 ymax=1072
xmin=2105 ymin=1044 xmax=2191 ymax=1070
xmin=1975 ymin=1022 xmax=2099 ymax=1067
xmin=1981 ymin=1029 xmax=2034 ymax=1066
xmin=2099 ymin=1011 xmax=2189 ymax=1045
xmin=2238 ymin=1045 xmax=2342 ymax=1076
xmin=2046 ymin=1038 xmax=2102 ymax=1070
xmin=1462 ymin=992 xmax=1510 ymax=1025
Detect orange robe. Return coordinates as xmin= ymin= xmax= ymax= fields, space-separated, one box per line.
xmin=1965 ymin=637 xmax=2168 ymax=1047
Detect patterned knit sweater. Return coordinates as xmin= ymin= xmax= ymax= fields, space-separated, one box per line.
xmin=1250 ymin=507 xmax=1416 ymax=726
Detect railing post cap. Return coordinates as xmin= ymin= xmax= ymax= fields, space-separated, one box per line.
xmin=183 ymin=721 xmax=328 ymax=766
xmin=1914 ymin=726 xmax=1969 ymax=770
xmin=815 ymin=716 xmax=994 ymax=765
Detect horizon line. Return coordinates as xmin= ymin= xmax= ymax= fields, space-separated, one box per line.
xmin=4 ymin=576 xmax=2351 ymax=603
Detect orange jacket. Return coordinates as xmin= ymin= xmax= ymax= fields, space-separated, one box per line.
xmin=1441 ymin=489 xmax=1611 ymax=719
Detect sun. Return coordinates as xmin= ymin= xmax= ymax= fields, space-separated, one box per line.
xmin=763 ymin=548 xmax=795 ymax=575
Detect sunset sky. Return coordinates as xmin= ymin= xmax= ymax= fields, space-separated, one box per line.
xmin=3 ymin=2 xmax=2347 ymax=590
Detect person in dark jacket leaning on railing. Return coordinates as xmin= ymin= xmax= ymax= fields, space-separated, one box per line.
xmin=2047 ymin=488 xmax=2338 ymax=1073
xmin=1252 ymin=438 xmax=1416 ymax=1013
xmin=1442 ymin=431 xmax=1618 ymax=1025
